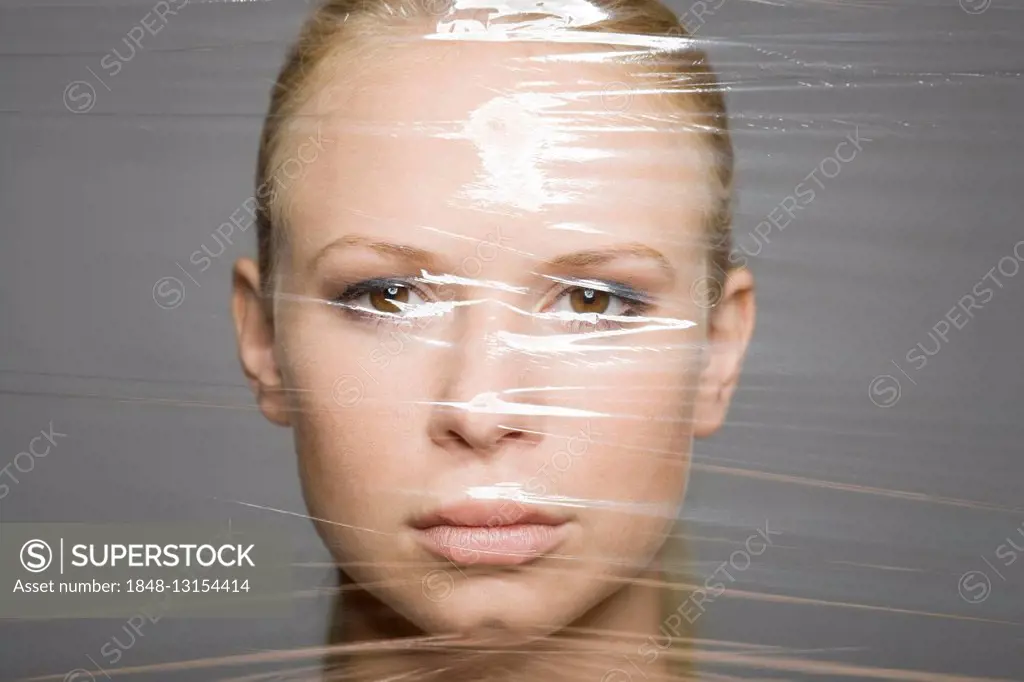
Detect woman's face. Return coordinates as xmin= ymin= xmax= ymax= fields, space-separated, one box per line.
xmin=234 ymin=41 xmax=752 ymax=638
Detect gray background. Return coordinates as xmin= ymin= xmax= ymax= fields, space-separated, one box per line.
xmin=1 ymin=0 xmax=1022 ymax=679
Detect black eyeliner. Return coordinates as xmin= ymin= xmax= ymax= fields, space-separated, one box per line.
xmin=563 ymin=278 xmax=654 ymax=307
xmin=335 ymin=277 xmax=415 ymax=302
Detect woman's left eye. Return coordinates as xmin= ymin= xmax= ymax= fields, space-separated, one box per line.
xmin=367 ymin=283 xmax=412 ymax=314
xmin=547 ymin=285 xmax=648 ymax=328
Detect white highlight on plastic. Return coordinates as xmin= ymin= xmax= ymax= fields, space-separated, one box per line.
xmin=548 ymin=221 xmax=604 ymax=234
xmin=495 ymin=317 xmax=698 ymax=354
xmin=464 ymin=482 xmax=677 ymax=516
xmin=458 ymin=0 xmax=609 ymax=27
xmin=433 ymin=0 xmax=610 ymax=37
xmin=428 ymin=0 xmax=692 ymax=53
xmin=417 ymin=270 xmax=529 ymax=294
xmin=455 ymin=94 xmax=566 ymax=211
xmin=439 ymin=392 xmax=600 ymax=417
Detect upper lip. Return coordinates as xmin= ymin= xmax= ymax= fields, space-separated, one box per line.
xmin=411 ymin=500 xmax=569 ymax=529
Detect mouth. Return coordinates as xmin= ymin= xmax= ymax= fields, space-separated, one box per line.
xmin=411 ymin=501 xmax=571 ymax=567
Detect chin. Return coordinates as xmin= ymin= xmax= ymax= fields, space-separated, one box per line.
xmin=402 ymin=569 xmax=587 ymax=642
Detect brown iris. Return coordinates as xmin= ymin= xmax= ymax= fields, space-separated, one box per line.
xmin=569 ymin=287 xmax=610 ymax=314
xmin=369 ymin=284 xmax=409 ymax=314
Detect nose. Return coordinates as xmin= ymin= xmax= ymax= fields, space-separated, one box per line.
xmin=428 ymin=298 xmax=547 ymax=457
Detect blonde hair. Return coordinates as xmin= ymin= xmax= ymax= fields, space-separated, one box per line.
xmin=253 ymin=0 xmax=734 ymax=295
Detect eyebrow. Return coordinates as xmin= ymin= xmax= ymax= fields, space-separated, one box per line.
xmin=311 ymin=236 xmax=674 ymax=284
xmin=543 ymin=243 xmax=676 ymax=285
xmin=310 ymin=235 xmax=445 ymax=274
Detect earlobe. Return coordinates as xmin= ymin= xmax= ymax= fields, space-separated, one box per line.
xmin=692 ymin=267 xmax=755 ymax=439
xmin=231 ymin=258 xmax=292 ymax=427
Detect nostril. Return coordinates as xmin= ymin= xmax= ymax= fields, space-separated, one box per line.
xmin=445 ymin=429 xmax=475 ymax=451
xmin=500 ymin=430 xmax=526 ymax=443
xmin=444 ymin=425 xmax=525 ymax=453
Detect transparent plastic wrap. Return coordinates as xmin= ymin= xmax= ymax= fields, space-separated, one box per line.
xmin=0 ymin=0 xmax=1022 ymax=680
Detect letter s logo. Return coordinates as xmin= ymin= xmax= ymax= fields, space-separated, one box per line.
xmin=63 ymin=81 xmax=97 ymax=114
xmin=21 ymin=539 xmax=52 ymax=573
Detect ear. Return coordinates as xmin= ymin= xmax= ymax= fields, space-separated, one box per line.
xmin=231 ymin=258 xmax=291 ymax=427
xmin=692 ymin=267 xmax=755 ymax=439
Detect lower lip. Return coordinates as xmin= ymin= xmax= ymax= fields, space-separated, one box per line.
xmin=416 ymin=524 xmax=567 ymax=566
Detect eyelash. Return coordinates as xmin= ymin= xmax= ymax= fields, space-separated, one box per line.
xmin=547 ymin=282 xmax=651 ymax=333
xmin=332 ymin=277 xmax=433 ymax=327
xmin=331 ymin=278 xmax=653 ymax=331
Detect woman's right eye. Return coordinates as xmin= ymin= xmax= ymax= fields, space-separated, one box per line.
xmin=335 ymin=279 xmax=429 ymax=318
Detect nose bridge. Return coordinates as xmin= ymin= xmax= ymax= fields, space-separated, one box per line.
xmin=429 ymin=284 xmax=546 ymax=453
xmin=456 ymin=288 xmax=531 ymax=394
xmin=447 ymin=224 xmax=532 ymax=389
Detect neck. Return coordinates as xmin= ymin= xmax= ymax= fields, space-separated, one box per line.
xmin=324 ymin=567 xmax=678 ymax=682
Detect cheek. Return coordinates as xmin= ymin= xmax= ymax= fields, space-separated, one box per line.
xmin=549 ymin=351 xmax=698 ymax=508
xmin=581 ymin=400 xmax=692 ymax=566
xmin=578 ymin=416 xmax=691 ymax=505
xmin=276 ymin=319 xmax=413 ymax=514
xmin=553 ymin=343 xmax=702 ymax=427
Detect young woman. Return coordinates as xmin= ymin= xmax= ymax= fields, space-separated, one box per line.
xmin=231 ymin=0 xmax=755 ymax=678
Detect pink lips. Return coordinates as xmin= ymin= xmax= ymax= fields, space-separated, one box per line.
xmin=412 ymin=501 xmax=569 ymax=566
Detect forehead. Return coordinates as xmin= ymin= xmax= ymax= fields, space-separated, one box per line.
xmin=283 ymin=39 xmax=716 ymax=263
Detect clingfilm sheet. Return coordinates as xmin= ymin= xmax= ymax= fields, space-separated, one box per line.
xmin=0 ymin=0 xmax=1022 ymax=680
